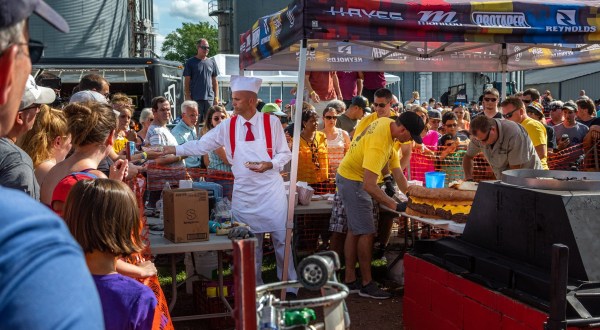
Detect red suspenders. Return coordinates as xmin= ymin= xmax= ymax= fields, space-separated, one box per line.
xmin=230 ymin=113 xmax=273 ymax=159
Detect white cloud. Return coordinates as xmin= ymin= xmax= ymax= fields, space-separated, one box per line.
xmin=155 ymin=33 xmax=166 ymax=56
xmin=169 ymin=0 xmax=212 ymax=22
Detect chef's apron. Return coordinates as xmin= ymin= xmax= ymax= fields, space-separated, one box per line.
xmin=230 ymin=121 xmax=287 ymax=234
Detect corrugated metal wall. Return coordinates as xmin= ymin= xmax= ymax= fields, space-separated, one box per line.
xmin=524 ymin=82 xmax=560 ymax=100
xmin=526 ymin=73 xmax=600 ymax=102
xmin=559 ymin=73 xmax=600 ymax=101
xmin=29 ymin=1 xmax=129 ymax=58
xmin=391 ymin=72 xmax=484 ymax=104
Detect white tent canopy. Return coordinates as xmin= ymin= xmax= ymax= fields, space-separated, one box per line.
xmin=213 ymin=53 xmax=400 ymax=91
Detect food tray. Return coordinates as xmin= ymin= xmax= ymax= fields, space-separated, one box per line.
xmin=400 ymin=212 xmax=464 ymax=234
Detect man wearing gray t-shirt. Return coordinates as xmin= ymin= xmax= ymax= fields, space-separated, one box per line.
xmin=555 ymin=101 xmax=589 ymax=151
xmin=463 ymin=116 xmax=542 ymax=180
xmin=336 ymin=95 xmax=370 ymax=137
xmin=183 ymin=38 xmax=219 ymax=123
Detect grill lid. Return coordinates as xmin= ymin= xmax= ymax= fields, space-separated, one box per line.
xmin=501 ymin=169 xmax=600 ymax=191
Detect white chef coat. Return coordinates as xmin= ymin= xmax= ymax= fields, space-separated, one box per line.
xmin=176 ymin=111 xmax=292 ymax=233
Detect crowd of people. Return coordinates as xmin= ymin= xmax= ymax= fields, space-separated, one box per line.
xmin=3 ymin=1 xmax=600 ymax=328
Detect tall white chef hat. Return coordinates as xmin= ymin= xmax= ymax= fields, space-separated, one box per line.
xmin=230 ymin=75 xmax=262 ymax=94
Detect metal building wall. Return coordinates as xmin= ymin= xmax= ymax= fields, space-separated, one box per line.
xmin=392 ymin=72 xmax=483 ymax=105
xmin=524 ymin=82 xmax=560 ymax=100
xmin=560 ymin=73 xmax=600 ymax=101
xmin=29 ymin=1 xmax=129 ymax=58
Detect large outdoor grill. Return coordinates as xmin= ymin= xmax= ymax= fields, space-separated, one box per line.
xmin=408 ymin=170 xmax=600 ymax=328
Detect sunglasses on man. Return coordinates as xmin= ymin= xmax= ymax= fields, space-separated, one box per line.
xmin=372 ymin=102 xmax=388 ymax=108
xmin=503 ymin=108 xmax=519 ymax=119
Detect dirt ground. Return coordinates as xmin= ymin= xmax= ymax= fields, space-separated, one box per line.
xmin=165 ymin=243 xmax=406 ymax=329
xmin=168 ymin=279 xmax=404 ymax=330
xmin=162 ymin=230 xmax=407 ymax=329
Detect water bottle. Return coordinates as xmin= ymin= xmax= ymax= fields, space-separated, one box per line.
xmin=157 ymin=181 xmax=171 ymax=221
xmin=156 ymin=199 xmax=163 ymax=221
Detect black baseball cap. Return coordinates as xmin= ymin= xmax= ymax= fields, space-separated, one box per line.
xmin=351 ymin=95 xmax=368 ymax=110
xmin=0 ymin=0 xmax=69 ymax=32
xmin=562 ymin=101 xmax=577 ymax=112
xmin=398 ymin=111 xmax=425 ymax=144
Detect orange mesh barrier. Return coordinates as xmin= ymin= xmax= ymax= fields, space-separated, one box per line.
xmin=407 ymin=147 xmax=495 ymax=185
xmin=127 ymin=175 xmax=174 ymax=330
xmin=145 ymin=165 xmax=234 ymax=200
xmin=548 ymin=144 xmax=585 ymax=171
xmin=583 ymin=131 xmax=600 ymax=171
xmin=294 ymin=213 xmax=331 ymax=256
xmin=146 ymin=164 xmax=189 ymax=191
xmin=290 ymin=147 xmax=342 ymax=195
xmin=296 ymin=143 xmax=331 ymax=184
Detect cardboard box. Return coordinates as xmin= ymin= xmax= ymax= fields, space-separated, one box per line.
xmin=163 ymin=188 xmax=209 ymax=243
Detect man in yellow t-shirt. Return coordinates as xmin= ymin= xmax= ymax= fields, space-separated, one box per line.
xmin=336 ymin=112 xmax=424 ymax=299
xmin=345 ymin=88 xmax=410 ymax=258
xmin=500 ymin=97 xmax=548 ymax=169
xmin=353 ymin=88 xmax=397 ymax=138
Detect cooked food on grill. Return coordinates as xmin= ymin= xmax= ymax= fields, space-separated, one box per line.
xmin=448 ymin=180 xmax=479 ymax=191
xmin=406 ymin=184 xmax=477 ymax=223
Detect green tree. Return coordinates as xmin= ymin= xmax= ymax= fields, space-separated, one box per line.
xmin=161 ymin=22 xmax=218 ymax=63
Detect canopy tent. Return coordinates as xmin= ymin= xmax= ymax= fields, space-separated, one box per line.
xmin=212 ymin=53 xmax=401 ymax=100
xmin=240 ymin=0 xmax=600 ymax=73
xmin=237 ymin=0 xmax=600 ymax=289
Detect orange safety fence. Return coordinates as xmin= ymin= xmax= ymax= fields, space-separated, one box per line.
xmin=407 ymin=147 xmax=495 ymax=185
xmin=146 ymin=165 xmax=235 ymax=200
xmin=126 ymin=175 xmax=174 ymax=330
xmin=583 ymin=130 xmax=600 ymax=171
xmin=147 ymin=139 xmax=600 ymax=200
xmin=295 ymin=145 xmax=338 ymax=195
xmin=548 ymin=144 xmax=585 ymax=171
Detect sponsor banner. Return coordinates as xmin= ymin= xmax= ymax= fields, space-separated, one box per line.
xmin=323 ymin=6 xmax=403 ymax=21
xmin=418 ymin=11 xmax=462 ymax=26
xmin=545 ymin=9 xmax=597 ymax=33
xmin=472 ymin=11 xmax=530 ymax=28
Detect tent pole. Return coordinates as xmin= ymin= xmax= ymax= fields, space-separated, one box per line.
xmin=281 ymin=38 xmax=308 ymax=299
xmin=501 ymin=43 xmax=508 ymax=100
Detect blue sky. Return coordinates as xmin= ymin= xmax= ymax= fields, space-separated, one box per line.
xmin=153 ymin=0 xmax=216 ymax=55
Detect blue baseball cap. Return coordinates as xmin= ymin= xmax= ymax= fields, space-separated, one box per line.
xmin=0 ymin=0 xmax=69 ymax=32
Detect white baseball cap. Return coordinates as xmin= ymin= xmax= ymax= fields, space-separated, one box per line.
xmin=20 ymin=75 xmax=56 ymax=110
xmin=69 ymin=90 xmax=108 ymax=104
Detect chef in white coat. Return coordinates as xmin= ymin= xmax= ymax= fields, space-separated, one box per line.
xmin=162 ymin=75 xmax=297 ymax=294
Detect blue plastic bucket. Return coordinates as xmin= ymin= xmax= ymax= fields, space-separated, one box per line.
xmin=425 ymin=172 xmax=446 ymax=188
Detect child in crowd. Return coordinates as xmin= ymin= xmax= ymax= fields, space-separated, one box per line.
xmin=64 ymin=179 xmax=159 ymax=329
xmin=437 ymin=134 xmax=467 ymax=186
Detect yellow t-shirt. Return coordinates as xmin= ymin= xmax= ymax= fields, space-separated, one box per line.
xmin=353 ymin=110 xmax=398 ymax=139
xmin=297 ymin=131 xmax=329 ymax=184
xmin=338 ymin=118 xmax=395 ymax=181
xmin=521 ymin=117 xmax=548 ymax=169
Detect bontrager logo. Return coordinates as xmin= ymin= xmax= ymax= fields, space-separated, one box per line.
xmin=324 ymin=7 xmax=403 ymax=21
xmin=546 ymin=9 xmax=596 ymax=32
xmin=418 ymin=11 xmax=461 ymax=26
xmin=471 ymin=12 xmax=530 ymax=28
